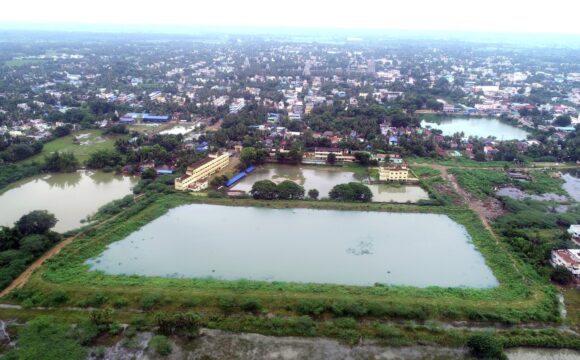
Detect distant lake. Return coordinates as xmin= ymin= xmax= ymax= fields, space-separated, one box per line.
xmin=0 ymin=171 xmax=137 ymax=232
xmin=421 ymin=117 xmax=530 ymax=140
xmin=87 ymin=204 xmax=498 ymax=288
xmin=231 ymin=164 xmax=430 ymax=203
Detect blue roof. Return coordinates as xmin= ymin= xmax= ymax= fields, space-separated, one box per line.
xmin=225 ymin=172 xmax=247 ymax=187
xmin=143 ymin=115 xmax=171 ymax=122
xmin=245 ymin=166 xmax=255 ymax=173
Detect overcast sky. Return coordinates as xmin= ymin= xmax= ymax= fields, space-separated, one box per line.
xmin=2 ymin=0 xmax=580 ymax=34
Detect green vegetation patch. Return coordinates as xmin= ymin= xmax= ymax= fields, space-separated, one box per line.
xmin=21 ymin=130 xmax=121 ymax=165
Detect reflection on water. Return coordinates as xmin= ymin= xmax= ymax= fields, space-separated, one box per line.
xmin=87 ymin=204 xmax=498 ymax=288
xmin=0 ymin=171 xmax=137 ymax=232
xmin=232 ymin=164 xmax=429 ymax=203
xmin=41 ymin=171 xmax=82 ymax=189
xmin=421 ymin=117 xmax=530 ymax=140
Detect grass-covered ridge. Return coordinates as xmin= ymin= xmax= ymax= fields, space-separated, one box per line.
xmin=7 ymin=193 xmax=559 ymax=325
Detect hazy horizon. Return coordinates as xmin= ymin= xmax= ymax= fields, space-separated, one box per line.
xmin=2 ymin=0 xmax=580 ymax=36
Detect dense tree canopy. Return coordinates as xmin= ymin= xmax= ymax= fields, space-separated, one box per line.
xmin=329 ymin=183 xmax=373 ymax=202
xmin=276 ymin=180 xmax=305 ymax=200
xmin=43 ymin=151 xmax=79 ymax=172
xmin=15 ymin=210 xmax=57 ymax=236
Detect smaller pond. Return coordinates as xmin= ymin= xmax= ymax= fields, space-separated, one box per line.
xmin=421 ymin=116 xmax=530 ymax=140
xmin=0 ymin=171 xmax=137 ymax=232
xmin=496 ymin=187 xmax=569 ymax=202
xmin=561 ymin=169 xmax=580 ymax=202
xmin=231 ymin=164 xmax=429 ymax=203
xmin=159 ymin=126 xmax=197 ymax=135
xmin=87 ymin=204 xmax=498 ymax=288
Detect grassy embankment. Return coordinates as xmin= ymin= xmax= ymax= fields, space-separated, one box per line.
xmin=4 ymin=192 xmax=559 ymax=327
xmin=0 ymin=305 xmax=579 ymax=350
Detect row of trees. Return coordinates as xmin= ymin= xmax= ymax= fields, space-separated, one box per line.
xmin=329 ymin=183 xmax=373 ymax=202
xmin=249 ymin=180 xmax=373 ymax=203
xmin=250 ymin=180 xmax=306 ymax=200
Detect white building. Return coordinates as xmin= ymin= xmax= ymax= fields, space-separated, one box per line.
xmin=569 ymin=225 xmax=580 ymax=245
xmin=551 ymin=249 xmax=580 ymax=276
xmin=229 ymin=98 xmax=246 ymax=114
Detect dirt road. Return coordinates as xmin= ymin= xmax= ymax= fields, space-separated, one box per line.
xmin=0 ymin=195 xmax=144 ymax=298
xmin=0 ymin=236 xmax=76 ymax=298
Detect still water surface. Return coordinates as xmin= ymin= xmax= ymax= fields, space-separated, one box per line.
xmin=231 ymin=164 xmax=429 ymax=203
xmin=561 ymin=169 xmax=580 ymax=202
xmin=0 ymin=171 xmax=137 ymax=232
xmin=88 ymin=204 xmax=498 ymax=288
xmin=421 ymin=117 xmax=529 ymax=140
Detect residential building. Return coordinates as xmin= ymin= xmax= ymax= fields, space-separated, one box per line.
xmin=569 ymin=225 xmax=580 ymax=245
xmin=174 ymin=153 xmax=230 ymax=191
xmin=229 ymin=98 xmax=246 ymax=114
xmin=388 ymin=154 xmax=404 ymax=164
xmin=551 ymin=249 xmax=580 ymax=277
xmin=569 ymin=225 xmax=580 ymax=238
xmin=312 ymin=148 xmax=355 ymax=162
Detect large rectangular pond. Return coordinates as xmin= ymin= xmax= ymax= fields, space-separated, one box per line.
xmin=87 ymin=204 xmax=498 ymax=288
xmin=231 ymin=164 xmax=430 ymax=203
xmin=0 ymin=171 xmax=137 ymax=232
xmin=421 ymin=116 xmax=530 ymax=140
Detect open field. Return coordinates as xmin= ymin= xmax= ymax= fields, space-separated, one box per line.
xmin=2 ymin=193 xmax=559 ymax=327
xmin=21 ymin=129 xmax=121 ymax=165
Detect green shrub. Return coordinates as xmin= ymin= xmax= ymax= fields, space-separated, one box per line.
xmin=155 ymin=312 xmax=201 ymax=338
xmin=4 ymin=316 xmax=86 ymax=360
xmin=149 ymin=335 xmax=172 ymax=356
xmin=111 ymin=297 xmax=129 ymax=309
xmin=42 ymin=290 xmax=69 ymax=307
xmin=375 ymin=324 xmax=405 ymax=339
xmin=466 ymin=333 xmax=506 ymax=359
xmin=217 ymin=295 xmax=238 ymax=312
xmin=330 ymin=299 xmax=367 ymax=317
xmin=293 ymin=299 xmax=326 ymax=316
xmin=333 ymin=317 xmax=357 ymax=329
xmin=140 ymin=294 xmax=161 ymax=311
xmin=79 ymin=292 xmax=107 ymax=308
xmin=240 ymin=298 xmax=262 ymax=312
xmin=108 ymin=322 xmax=124 ymax=336
xmin=75 ymin=320 xmax=100 ymax=345
xmin=293 ymin=316 xmax=316 ymax=336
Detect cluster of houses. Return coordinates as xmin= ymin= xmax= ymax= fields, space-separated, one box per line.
xmin=550 ymin=225 xmax=580 ymax=283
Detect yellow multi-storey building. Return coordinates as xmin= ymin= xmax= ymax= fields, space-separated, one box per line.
xmin=379 ymin=165 xmax=409 ymax=182
xmin=174 ymin=153 xmax=230 ymax=191
xmin=312 ymin=148 xmax=356 ymax=162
